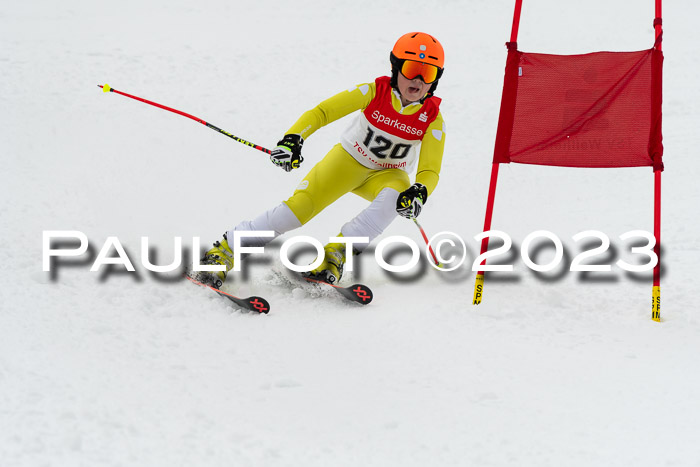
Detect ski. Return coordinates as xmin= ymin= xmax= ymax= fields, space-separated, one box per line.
xmin=185 ymin=275 xmax=270 ymax=314
xmin=302 ymin=276 xmax=373 ymax=305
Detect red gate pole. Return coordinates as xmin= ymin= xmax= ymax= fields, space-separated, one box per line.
xmin=473 ymin=163 xmax=501 ymax=304
xmin=473 ymin=0 xmax=523 ymax=305
xmin=652 ymin=0 xmax=663 ymax=321
xmin=652 ymin=171 xmax=661 ymax=321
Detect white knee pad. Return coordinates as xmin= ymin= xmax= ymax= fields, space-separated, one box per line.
xmin=341 ymin=187 xmax=399 ymax=251
xmin=227 ymin=203 xmax=302 ymax=248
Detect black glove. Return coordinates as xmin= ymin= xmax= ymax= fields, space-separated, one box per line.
xmin=270 ymin=134 xmax=304 ymax=172
xmin=396 ymin=183 xmax=428 ymax=219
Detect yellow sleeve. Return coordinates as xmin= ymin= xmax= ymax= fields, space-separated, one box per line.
xmin=415 ymin=112 xmax=446 ymax=196
xmin=286 ymin=83 xmax=377 ymax=140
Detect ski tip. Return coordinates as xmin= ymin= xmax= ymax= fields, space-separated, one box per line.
xmin=348 ymin=284 xmax=373 ymax=305
xmin=185 ymin=274 xmax=271 ymax=314
xmin=247 ymin=296 xmax=271 ymax=314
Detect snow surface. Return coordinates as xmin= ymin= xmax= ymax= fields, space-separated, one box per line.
xmin=2 ymin=0 xmax=700 ymax=465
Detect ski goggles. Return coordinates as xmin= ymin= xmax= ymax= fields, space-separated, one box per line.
xmin=398 ymin=59 xmax=442 ymax=84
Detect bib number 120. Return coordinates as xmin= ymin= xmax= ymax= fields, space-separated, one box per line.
xmin=363 ymin=127 xmax=410 ymax=159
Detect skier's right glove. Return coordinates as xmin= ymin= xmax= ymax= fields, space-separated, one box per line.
xmin=396 ymin=183 xmax=428 ymax=219
xmin=270 ymin=134 xmax=304 ymax=172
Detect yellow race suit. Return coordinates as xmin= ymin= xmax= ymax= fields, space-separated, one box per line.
xmin=283 ymin=76 xmax=446 ymax=225
xmin=225 ymin=77 xmax=446 ymax=255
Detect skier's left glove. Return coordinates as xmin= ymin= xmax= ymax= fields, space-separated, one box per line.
xmin=270 ymin=134 xmax=304 ymax=172
xmin=396 ymin=183 xmax=428 ymax=219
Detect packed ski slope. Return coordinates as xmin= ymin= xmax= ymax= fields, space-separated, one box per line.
xmin=2 ymin=0 xmax=699 ymax=465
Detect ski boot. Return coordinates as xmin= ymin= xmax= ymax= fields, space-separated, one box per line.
xmin=304 ymin=238 xmax=347 ymax=285
xmin=188 ymin=233 xmax=235 ymax=289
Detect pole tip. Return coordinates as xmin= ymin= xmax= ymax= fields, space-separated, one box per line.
xmin=99 ymin=84 xmax=111 ymax=93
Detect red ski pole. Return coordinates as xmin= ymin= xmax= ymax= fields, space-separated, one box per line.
xmin=413 ymin=218 xmax=443 ymax=268
xmin=97 ymin=84 xmax=272 ymax=154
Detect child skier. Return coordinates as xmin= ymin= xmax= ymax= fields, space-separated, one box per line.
xmin=192 ymin=32 xmax=447 ymax=289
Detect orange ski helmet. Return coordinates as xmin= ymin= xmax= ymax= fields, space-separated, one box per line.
xmin=390 ymin=32 xmax=445 ymax=99
xmin=392 ymin=32 xmax=445 ymax=68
